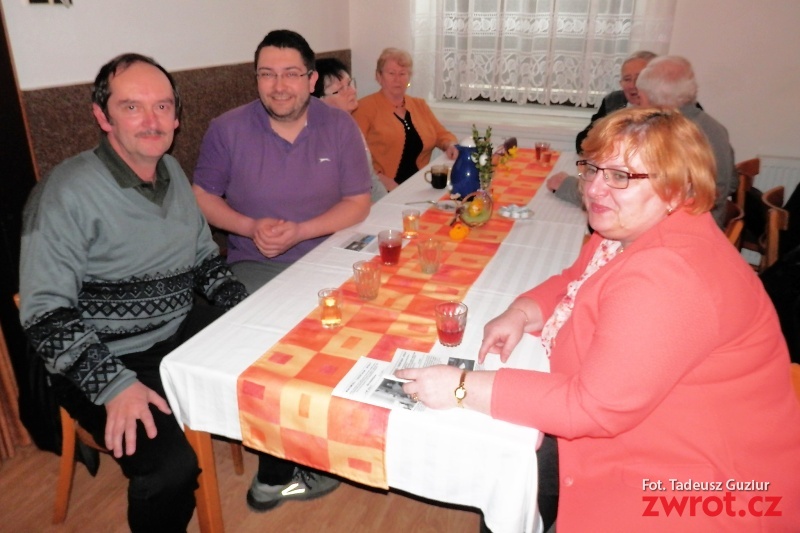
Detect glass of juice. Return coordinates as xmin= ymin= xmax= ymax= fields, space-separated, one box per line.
xmin=378 ymin=229 xmax=403 ymax=265
xmin=402 ymin=209 xmax=420 ymax=238
xmin=435 ymin=301 xmax=468 ymax=347
xmin=318 ymin=288 xmax=342 ymax=328
xmin=535 ymin=141 xmax=550 ymax=160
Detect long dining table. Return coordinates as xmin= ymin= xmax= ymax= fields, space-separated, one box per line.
xmin=160 ymin=148 xmax=587 ymax=533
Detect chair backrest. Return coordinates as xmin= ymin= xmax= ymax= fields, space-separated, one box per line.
xmin=735 ymin=158 xmax=760 ymax=211
xmin=723 ymin=200 xmax=745 ymax=249
xmin=759 ymin=186 xmax=790 ymax=271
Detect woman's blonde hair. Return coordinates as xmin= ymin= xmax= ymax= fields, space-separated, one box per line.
xmin=376 ymin=48 xmax=413 ymax=75
xmin=581 ymin=107 xmax=716 ymax=214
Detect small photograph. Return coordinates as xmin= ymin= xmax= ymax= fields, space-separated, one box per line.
xmin=343 ymin=233 xmax=376 ymax=252
xmin=447 ymin=357 xmax=475 ymax=371
xmin=372 ymin=377 xmax=417 ymax=410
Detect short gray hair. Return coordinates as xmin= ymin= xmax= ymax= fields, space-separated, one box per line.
xmin=636 ymin=55 xmax=698 ymax=108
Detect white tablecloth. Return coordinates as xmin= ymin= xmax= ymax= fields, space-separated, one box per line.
xmin=160 ymin=151 xmax=585 ymax=533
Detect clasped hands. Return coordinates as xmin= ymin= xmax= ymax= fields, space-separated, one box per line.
xmin=251 ymin=217 xmax=302 ymax=258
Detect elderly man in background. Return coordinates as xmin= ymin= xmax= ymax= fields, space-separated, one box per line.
xmin=637 ymin=55 xmax=737 ymax=228
xmin=19 ymin=53 xmax=248 ymax=532
xmin=548 ymin=50 xmax=656 ymax=204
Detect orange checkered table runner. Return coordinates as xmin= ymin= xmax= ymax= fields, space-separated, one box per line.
xmin=237 ymin=149 xmax=558 ymax=488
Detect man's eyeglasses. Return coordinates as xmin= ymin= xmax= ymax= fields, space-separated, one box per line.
xmin=576 ymin=160 xmax=650 ymax=190
xmin=256 ymin=69 xmax=313 ymax=82
xmin=325 ymin=78 xmax=356 ymax=96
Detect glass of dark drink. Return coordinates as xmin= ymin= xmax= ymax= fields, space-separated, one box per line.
xmin=425 ymin=164 xmax=449 ymax=189
xmin=378 ymin=230 xmax=403 ymax=265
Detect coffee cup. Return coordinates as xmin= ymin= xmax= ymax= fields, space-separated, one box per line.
xmin=424 ymin=165 xmax=449 ymax=189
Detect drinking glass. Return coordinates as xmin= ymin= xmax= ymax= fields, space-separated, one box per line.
xmin=378 ymin=230 xmax=403 ymax=265
xmin=535 ymin=142 xmax=550 ymax=161
xmin=352 ymin=260 xmax=381 ymax=300
xmin=424 ymin=165 xmax=449 ymax=189
xmin=402 ymin=209 xmax=420 ymax=238
xmin=318 ymin=288 xmax=342 ymax=328
xmin=435 ymin=301 xmax=468 ymax=347
xmin=417 ymin=238 xmax=442 ymax=274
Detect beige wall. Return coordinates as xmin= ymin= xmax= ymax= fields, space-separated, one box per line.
xmin=668 ymin=0 xmax=800 ymax=160
xmin=4 ymin=0 xmax=798 ymax=160
xmin=2 ymin=0 xmax=351 ymax=88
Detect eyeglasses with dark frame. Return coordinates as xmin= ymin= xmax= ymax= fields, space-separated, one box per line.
xmin=325 ymin=77 xmax=356 ymax=96
xmin=576 ymin=160 xmax=650 ymax=190
xmin=256 ymin=69 xmax=313 ymax=83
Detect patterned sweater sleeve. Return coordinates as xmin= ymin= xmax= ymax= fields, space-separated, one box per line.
xmin=194 ymin=254 xmax=249 ymax=309
xmin=186 ymin=174 xmax=249 ymax=309
xmin=20 ymin=174 xmax=135 ymax=405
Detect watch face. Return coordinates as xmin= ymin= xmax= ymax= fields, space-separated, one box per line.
xmin=455 ymin=387 xmax=467 ymax=400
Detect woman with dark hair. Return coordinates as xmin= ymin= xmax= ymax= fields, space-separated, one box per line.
xmin=398 ymin=108 xmax=800 ymax=531
xmin=313 ymin=58 xmax=386 ymax=202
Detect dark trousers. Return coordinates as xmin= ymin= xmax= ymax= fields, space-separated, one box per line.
xmin=537 ymin=435 xmax=560 ymax=531
xmin=255 ymin=449 xmax=301 ymax=485
xmin=52 ymin=304 xmax=225 ymax=533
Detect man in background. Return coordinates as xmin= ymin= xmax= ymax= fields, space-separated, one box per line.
xmin=637 ymin=55 xmax=737 ymax=228
xmin=19 ymin=53 xmax=248 ymax=532
xmin=548 ymin=51 xmax=657 ymax=204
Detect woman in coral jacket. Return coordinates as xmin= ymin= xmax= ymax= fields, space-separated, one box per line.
xmin=398 ymin=108 xmax=800 ymax=532
xmin=352 ymin=47 xmax=457 ymax=192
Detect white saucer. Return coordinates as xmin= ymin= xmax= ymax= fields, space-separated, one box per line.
xmin=498 ymin=205 xmax=533 ymax=219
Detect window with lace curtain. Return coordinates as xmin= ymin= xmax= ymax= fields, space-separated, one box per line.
xmin=411 ymin=0 xmax=676 ymax=108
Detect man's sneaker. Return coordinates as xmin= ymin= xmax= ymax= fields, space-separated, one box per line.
xmin=246 ymin=468 xmax=341 ymax=512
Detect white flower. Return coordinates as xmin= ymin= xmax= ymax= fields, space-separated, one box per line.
xmin=479 ymin=153 xmax=489 ymax=167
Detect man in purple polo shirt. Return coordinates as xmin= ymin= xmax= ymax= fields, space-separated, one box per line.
xmin=193 ymin=29 xmax=370 ymax=512
xmin=193 ymin=29 xmax=371 ymax=294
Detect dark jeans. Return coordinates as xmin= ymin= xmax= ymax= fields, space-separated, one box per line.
xmin=52 ymin=304 xmax=225 ymax=533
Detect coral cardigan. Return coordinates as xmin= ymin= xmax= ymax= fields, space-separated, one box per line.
xmin=352 ymin=91 xmax=456 ymax=181
xmin=493 ymin=210 xmax=800 ymax=532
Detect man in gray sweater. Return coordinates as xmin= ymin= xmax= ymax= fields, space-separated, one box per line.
xmin=637 ymin=56 xmax=737 ymax=228
xmin=19 ymin=53 xmax=247 ymax=532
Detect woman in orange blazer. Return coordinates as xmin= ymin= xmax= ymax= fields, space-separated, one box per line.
xmin=399 ymin=108 xmax=800 ymax=532
xmin=352 ymin=48 xmax=457 ymax=191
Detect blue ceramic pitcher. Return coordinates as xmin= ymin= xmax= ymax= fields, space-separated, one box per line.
xmin=450 ymin=144 xmax=481 ymax=198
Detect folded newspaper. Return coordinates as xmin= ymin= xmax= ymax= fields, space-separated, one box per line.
xmin=332 ymin=349 xmax=483 ymax=411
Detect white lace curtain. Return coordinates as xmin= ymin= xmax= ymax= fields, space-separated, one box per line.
xmin=411 ymin=0 xmax=676 ymax=107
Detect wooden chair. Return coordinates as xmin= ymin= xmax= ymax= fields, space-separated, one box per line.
xmin=758 ymin=186 xmax=790 ymax=271
xmin=734 ymin=158 xmax=760 ymax=212
xmin=0 ymin=320 xmax=31 ymax=462
xmin=13 ymin=294 xmax=244 ymax=523
xmin=722 ymin=200 xmax=745 ymax=249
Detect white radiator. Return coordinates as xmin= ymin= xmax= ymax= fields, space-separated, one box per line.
xmin=755 ymin=156 xmax=800 ymax=202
